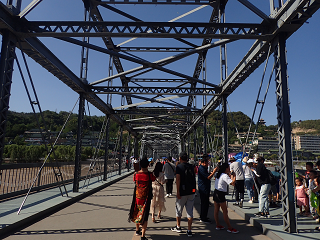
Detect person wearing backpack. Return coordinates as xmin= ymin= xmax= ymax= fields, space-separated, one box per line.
xmin=162 ymin=156 xmax=176 ymax=197
xmin=171 ymin=152 xmax=196 ymax=237
xmin=254 ymin=157 xmax=271 ymax=218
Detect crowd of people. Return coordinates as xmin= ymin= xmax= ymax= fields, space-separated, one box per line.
xmin=128 ymin=153 xmax=320 ymax=239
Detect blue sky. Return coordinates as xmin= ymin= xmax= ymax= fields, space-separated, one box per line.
xmin=1 ymin=0 xmax=319 ymax=126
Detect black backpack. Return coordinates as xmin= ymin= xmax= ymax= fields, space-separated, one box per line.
xmin=267 ymin=169 xmax=278 ymax=186
xmin=180 ymin=163 xmax=196 ymax=196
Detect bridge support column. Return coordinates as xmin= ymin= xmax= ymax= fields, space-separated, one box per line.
xmin=0 ymin=30 xmax=16 ymax=164
xmin=127 ymin=132 xmax=131 ymax=171
xmin=221 ymin=95 xmax=228 ymax=163
xmin=119 ymin=126 xmax=123 ymax=175
xmin=134 ymin=136 xmax=138 ymax=159
xmin=73 ymin=93 xmax=85 ymax=192
xmin=103 ymin=115 xmax=110 ymax=181
xmin=274 ymin=33 xmax=297 ymax=233
xmin=203 ymin=116 xmax=207 ymax=155
xmin=193 ymin=127 xmax=197 ymax=162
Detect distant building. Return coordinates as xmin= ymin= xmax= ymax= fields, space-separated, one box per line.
xmin=293 ymin=135 xmax=320 ymax=153
xmin=253 ymin=139 xmax=278 ymax=152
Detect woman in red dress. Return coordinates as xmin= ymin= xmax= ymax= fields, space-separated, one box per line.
xmin=129 ymin=156 xmax=155 ymax=240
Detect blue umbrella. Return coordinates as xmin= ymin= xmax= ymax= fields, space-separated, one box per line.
xmin=234 ymin=152 xmax=248 ymax=165
xmin=148 ymin=157 xmax=153 ymax=162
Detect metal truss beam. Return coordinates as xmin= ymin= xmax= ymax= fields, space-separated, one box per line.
xmin=114 ymin=108 xmax=200 ymax=116
xmin=94 ymin=0 xmax=217 ymax=5
xmin=275 ymin=33 xmax=296 ymax=233
xmin=25 ymin=21 xmax=268 ymax=39
xmin=120 ymin=47 xmax=194 ymax=52
xmin=14 ymin=36 xmax=136 ymax=136
xmin=183 ymin=0 xmax=320 ymax=137
xmin=130 ymin=78 xmax=189 ymax=82
xmin=187 ymin=5 xmax=220 ymax=107
xmin=57 ymin=36 xmax=220 ymax=89
xmin=92 ymin=86 xmax=217 ymax=95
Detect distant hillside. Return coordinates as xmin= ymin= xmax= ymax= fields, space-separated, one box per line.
xmin=292 ymin=120 xmax=320 ymax=135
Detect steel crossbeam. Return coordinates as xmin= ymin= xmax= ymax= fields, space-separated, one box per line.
xmin=25 ymin=21 xmax=267 ymax=39
xmin=94 ymin=0 xmax=217 ymax=5
xmin=92 ymin=86 xmax=216 ymax=95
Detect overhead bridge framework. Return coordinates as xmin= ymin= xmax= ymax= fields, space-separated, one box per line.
xmin=0 ymin=0 xmax=319 ymax=233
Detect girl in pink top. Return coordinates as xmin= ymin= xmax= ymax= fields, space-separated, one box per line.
xmin=295 ymin=178 xmax=310 ymax=215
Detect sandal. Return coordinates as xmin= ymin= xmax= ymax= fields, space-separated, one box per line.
xmin=152 ymin=217 xmax=155 ymax=222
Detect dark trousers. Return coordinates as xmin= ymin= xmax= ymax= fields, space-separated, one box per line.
xmin=166 ymin=178 xmax=174 ymax=194
xmin=200 ymin=192 xmax=210 ymax=220
xmin=235 ymin=180 xmax=245 ymax=201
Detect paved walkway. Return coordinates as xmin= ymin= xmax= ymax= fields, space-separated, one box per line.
xmin=2 ymin=173 xmax=270 ymax=240
xmin=2 ymin=169 xmax=320 ymax=240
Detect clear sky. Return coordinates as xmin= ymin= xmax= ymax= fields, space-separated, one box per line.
xmin=1 ymin=0 xmax=319 ymax=127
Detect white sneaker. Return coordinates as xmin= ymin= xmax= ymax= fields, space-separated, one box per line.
xmin=248 ymin=200 xmax=253 ymax=204
xmin=169 ymin=193 xmax=172 ymax=196
xmin=165 ymin=194 xmax=169 ymax=198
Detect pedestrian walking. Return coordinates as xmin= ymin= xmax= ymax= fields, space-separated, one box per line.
xmin=129 ymin=156 xmax=156 ymax=240
xmin=213 ymin=162 xmax=238 ymax=233
xmin=171 ymin=152 xmax=196 ymax=237
xmin=254 ymin=157 xmax=271 ymax=218
xmin=198 ymin=154 xmax=216 ymax=223
xmin=243 ymin=158 xmax=255 ymax=203
xmin=229 ymin=157 xmax=245 ymax=207
xmin=150 ymin=162 xmax=167 ymax=222
xmin=162 ymin=156 xmax=175 ymax=197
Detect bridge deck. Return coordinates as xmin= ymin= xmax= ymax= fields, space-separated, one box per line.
xmin=0 ymin=170 xmax=319 ymax=240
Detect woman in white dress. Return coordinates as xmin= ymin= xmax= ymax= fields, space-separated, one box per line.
xmin=150 ymin=162 xmax=167 ymax=222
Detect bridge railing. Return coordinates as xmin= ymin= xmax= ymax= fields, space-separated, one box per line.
xmin=0 ymin=159 xmax=129 ymax=201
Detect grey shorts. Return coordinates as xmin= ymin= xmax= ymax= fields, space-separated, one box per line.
xmin=175 ymin=194 xmax=195 ymax=218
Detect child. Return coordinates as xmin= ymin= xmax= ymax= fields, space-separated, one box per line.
xmin=298 ymin=162 xmax=314 ymax=188
xmin=295 ymin=177 xmax=310 ymax=216
xmin=308 ymin=170 xmax=318 ymax=220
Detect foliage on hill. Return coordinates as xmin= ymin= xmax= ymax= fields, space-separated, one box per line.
xmin=292 ymin=120 xmax=320 ymax=135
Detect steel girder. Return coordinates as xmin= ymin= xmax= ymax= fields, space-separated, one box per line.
xmin=92 ymin=86 xmax=216 ymax=95
xmin=275 ymin=33 xmax=296 ymax=233
xmin=23 ymin=21 xmax=268 ymax=39
xmin=94 ymin=0 xmax=218 ymax=5
xmin=183 ymin=0 xmax=320 ymax=137
xmin=0 ymin=30 xmax=16 ymax=163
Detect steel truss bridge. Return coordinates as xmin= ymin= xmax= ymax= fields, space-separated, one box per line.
xmin=0 ymin=0 xmax=319 ymax=233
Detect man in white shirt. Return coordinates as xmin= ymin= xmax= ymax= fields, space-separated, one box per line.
xmin=229 ymin=157 xmax=245 ymax=207
xmin=162 ymin=156 xmax=176 ymax=197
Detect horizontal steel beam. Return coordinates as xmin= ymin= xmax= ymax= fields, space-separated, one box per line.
xmin=25 ymin=21 xmax=269 ymax=39
xmin=114 ymin=108 xmax=200 ymax=115
xmin=91 ymin=86 xmax=217 ymax=95
xmin=94 ymin=0 xmax=217 ymax=5
xmin=120 ymin=47 xmax=194 ymax=52
xmin=130 ymin=78 xmax=189 ymax=82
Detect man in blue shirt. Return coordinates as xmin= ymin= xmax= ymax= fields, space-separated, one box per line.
xmin=198 ymin=154 xmax=216 ymax=223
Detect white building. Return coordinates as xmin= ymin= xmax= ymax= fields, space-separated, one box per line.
xmin=293 ymin=135 xmax=320 ymax=153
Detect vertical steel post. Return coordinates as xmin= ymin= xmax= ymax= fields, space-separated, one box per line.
xmin=203 ymin=116 xmax=207 ymax=155
xmin=274 ymin=33 xmax=296 ymax=233
xmin=73 ymin=93 xmax=85 ymax=192
xmin=193 ymin=127 xmax=197 ymax=161
xmin=187 ymin=133 xmax=190 ymax=159
xmin=103 ymin=115 xmax=110 ymax=181
xmin=127 ymin=132 xmax=131 ymax=170
xmin=134 ymin=136 xmax=138 ymax=159
xmin=221 ymin=95 xmax=228 ymax=163
xmin=119 ymin=126 xmax=123 ymax=175
xmin=0 ymin=30 xmax=16 ymax=164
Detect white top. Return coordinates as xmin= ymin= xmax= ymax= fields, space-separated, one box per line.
xmin=162 ymin=162 xmax=175 ymax=179
xmin=243 ymin=165 xmax=254 ymax=179
xmin=215 ymin=173 xmax=233 ymax=192
xmin=230 ymin=161 xmax=245 ymax=180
